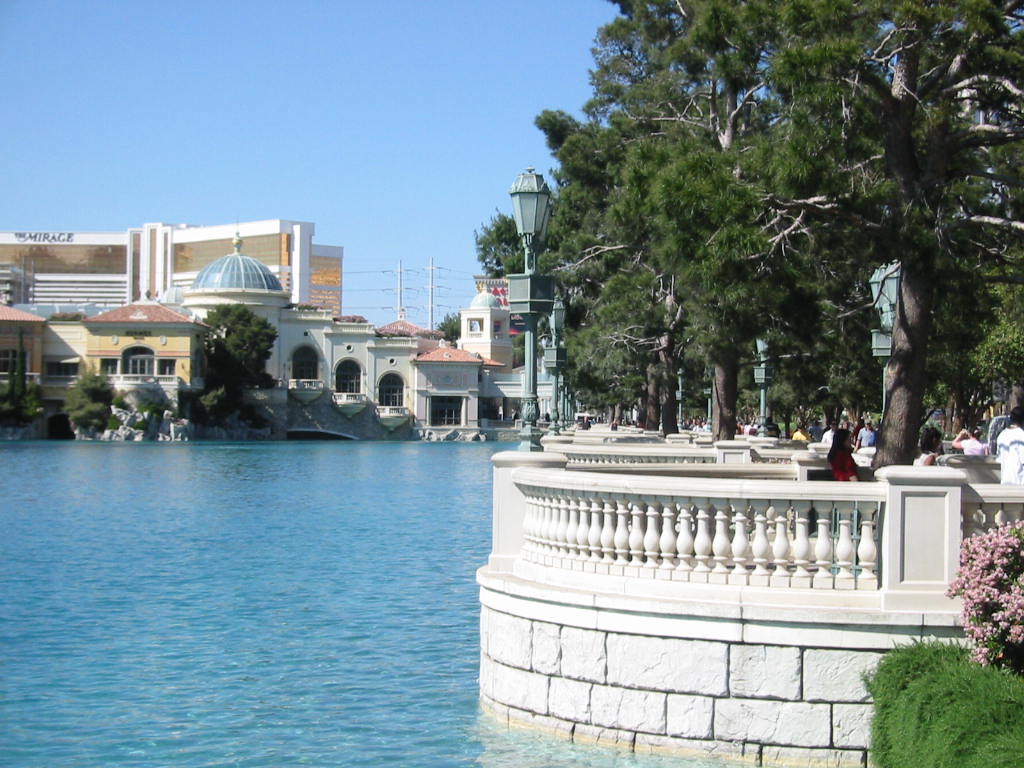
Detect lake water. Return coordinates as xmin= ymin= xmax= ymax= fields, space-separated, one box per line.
xmin=1 ymin=441 xmax=723 ymax=767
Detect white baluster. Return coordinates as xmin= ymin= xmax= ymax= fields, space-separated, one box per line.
xmin=769 ymin=505 xmax=792 ymax=588
xmin=983 ymin=503 xmax=999 ymax=534
xmin=675 ymin=502 xmax=695 ymax=578
xmin=728 ymin=503 xmax=751 ymax=586
xmin=642 ymin=501 xmax=662 ymax=570
xmin=600 ymin=498 xmax=616 ymax=564
xmin=812 ymin=509 xmax=834 ymax=589
xmin=834 ymin=510 xmax=856 ymax=589
xmin=692 ymin=503 xmax=713 ymax=581
xmin=659 ymin=501 xmax=678 ymax=571
xmin=575 ymin=497 xmax=590 ymax=561
xmin=710 ymin=503 xmax=732 ymax=583
xmin=588 ymin=498 xmax=603 ymax=562
xmin=542 ymin=494 xmax=557 ymax=559
xmin=856 ymin=506 xmax=878 ymax=590
xmin=628 ymin=501 xmax=646 ymax=567
xmin=613 ymin=498 xmax=630 ymax=566
xmin=555 ymin=495 xmax=570 ymax=559
xmin=749 ymin=505 xmax=772 ymax=586
xmin=964 ymin=502 xmax=985 ymax=539
xmin=566 ymin=497 xmax=580 ymax=559
xmin=790 ymin=501 xmax=812 ymax=588
xmin=520 ymin=491 xmax=535 ymax=557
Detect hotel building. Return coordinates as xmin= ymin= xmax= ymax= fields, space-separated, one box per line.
xmin=0 ymin=219 xmax=342 ymax=314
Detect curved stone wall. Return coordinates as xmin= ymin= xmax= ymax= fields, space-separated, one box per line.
xmin=478 ymin=571 xmax=960 ymax=767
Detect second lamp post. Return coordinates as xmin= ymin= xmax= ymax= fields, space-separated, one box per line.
xmin=508 ymin=167 xmax=554 ymax=451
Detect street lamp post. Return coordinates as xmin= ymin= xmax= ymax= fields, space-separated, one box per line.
xmin=869 ymin=262 xmax=901 ymax=416
xmin=543 ymin=297 xmax=567 ymax=436
xmin=508 ymin=168 xmax=553 ymax=451
xmin=754 ymin=339 xmax=774 ymax=436
xmin=676 ymin=368 xmax=684 ymax=428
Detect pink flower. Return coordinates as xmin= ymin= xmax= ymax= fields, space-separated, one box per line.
xmin=948 ymin=521 xmax=1024 ymax=673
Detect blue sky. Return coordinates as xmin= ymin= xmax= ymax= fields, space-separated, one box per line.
xmin=0 ymin=0 xmax=619 ymax=327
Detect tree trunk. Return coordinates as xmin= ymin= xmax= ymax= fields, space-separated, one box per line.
xmin=645 ymin=361 xmax=661 ymax=431
xmin=659 ymin=337 xmax=679 ymax=435
xmin=712 ymin=352 xmax=739 ymax=441
xmin=874 ymin=265 xmax=934 ymax=466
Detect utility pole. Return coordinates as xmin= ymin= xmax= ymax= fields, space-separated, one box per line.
xmin=427 ymin=256 xmax=435 ymax=329
xmin=396 ymin=260 xmax=405 ymax=321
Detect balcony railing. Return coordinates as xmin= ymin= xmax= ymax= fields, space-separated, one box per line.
xmin=109 ymin=374 xmax=178 ymax=386
xmin=288 ymin=379 xmax=324 ymax=391
xmin=378 ymin=406 xmax=409 ymax=417
xmin=332 ymin=392 xmax=367 ymax=405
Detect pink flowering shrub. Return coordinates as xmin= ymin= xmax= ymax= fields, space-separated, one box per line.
xmin=947 ymin=521 xmax=1024 ymax=673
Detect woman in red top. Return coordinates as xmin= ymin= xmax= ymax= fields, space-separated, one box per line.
xmin=827 ymin=428 xmax=859 ymax=481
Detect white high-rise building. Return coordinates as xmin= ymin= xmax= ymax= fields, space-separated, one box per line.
xmin=0 ymin=219 xmax=343 ymax=314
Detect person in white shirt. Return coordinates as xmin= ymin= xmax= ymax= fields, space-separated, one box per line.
xmin=821 ymin=421 xmax=836 ymax=446
xmin=953 ymin=427 xmax=989 ymax=456
xmin=996 ymin=407 xmax=1024 ymax=485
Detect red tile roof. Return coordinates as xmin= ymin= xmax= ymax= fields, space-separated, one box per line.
xmin=376 ymin=320 xmax=443 ymax=339
xmin=0 ymin=306 xmax=46 ymax=322
xmin=416 ymin=347 xmax=485 ymax=363
xmin=85 ymin=303 xmax=197 ymax=325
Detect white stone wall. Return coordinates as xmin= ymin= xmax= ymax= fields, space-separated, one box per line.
xmin=480 ymin=604 xmax=880 ymax=768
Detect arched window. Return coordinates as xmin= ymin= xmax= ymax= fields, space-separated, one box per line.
xmin=292 ymin=346 xmax=319 ymax=380
xmin=335 ymin=360 xmax=361 ymax=393
xmin=122 ymin=346 xmax=154 ymax=376
xmin=378 ymin=373 xmax=404 ymax=407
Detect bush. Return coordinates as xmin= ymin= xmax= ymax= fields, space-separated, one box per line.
xmin=867 ymin=642 xmax=1024 ymax=768
xmin=64 ymin=372 xmax=114 ymax=431
xmin=947 ymin=521 xmax=1024 ymax=672
xmin=106 ymin=415 xmax=121 ymax=431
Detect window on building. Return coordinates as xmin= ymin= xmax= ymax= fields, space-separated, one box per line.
xmin=158 ymin=359 xmax=176 ymax=376
xmin=430 ymin=396 xmax=463 ymax=426
xmin=469 ymin=318 xmax=482 ymax=334
xmin=100 ymin=358 xmax=119 ymax=375
xmin=292 ymin=346 xmax=319 ymax=380
xmin=0 ymin=349 xmax=15 ymax=374
xmin=45 ymin=361 xmax=79 ymax=378
xmin=335 ymin=360 xmax=361 ymax=393
xmin=378 ymin=373 xmax=404 ymax=407
xmin=493 ymin=320 xmax=503 ymax=335
xmin=123 ymin=346 xmax=154 ymax=376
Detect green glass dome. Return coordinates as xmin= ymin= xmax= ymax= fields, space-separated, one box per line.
xmin=191 ymin=235 xmax=283 ymax=292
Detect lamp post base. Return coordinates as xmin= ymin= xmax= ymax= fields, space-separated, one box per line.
xmin=518 ymin=424 xmax=545 ymax=451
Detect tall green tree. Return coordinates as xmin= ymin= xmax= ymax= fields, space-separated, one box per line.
xmin=544 ymin=0 xmax=821 ymax=438
xmin=771 ymin=0 xmax=1024 ymax=463
xmin=197 ymin=305 xmax=277 ymax=424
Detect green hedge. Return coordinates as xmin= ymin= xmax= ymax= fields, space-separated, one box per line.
xmin=867 ymin=642 xmax=1024 ymax=768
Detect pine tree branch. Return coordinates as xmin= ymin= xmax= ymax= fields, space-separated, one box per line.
xmin=963 ymin=215 xmax=1024 ymax=233
xmin=947 ymin=74 xmax=1024 ymax=101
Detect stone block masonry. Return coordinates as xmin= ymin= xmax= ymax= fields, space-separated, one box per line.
xmin=479 ymin=604 xmax=882 ymax=768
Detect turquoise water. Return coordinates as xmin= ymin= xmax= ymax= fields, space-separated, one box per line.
xmin=1 ymin=441 xmax=719 ymax=767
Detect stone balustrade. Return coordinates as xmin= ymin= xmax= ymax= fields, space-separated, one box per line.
xmin=479 ymin=449 xmax=1024 ymax=767
xmin=515 ymin=469 xmax=880 ymax=593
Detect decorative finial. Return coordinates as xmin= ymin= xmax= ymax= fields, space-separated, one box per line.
xmin=233 ymin=232 xmax=242 ymax=253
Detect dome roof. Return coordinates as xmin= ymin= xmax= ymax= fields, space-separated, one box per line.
xmin=470 ymin=290 xmax=502 ymax=309
xmin=191 ymin=235 xmax=284 ymax=292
